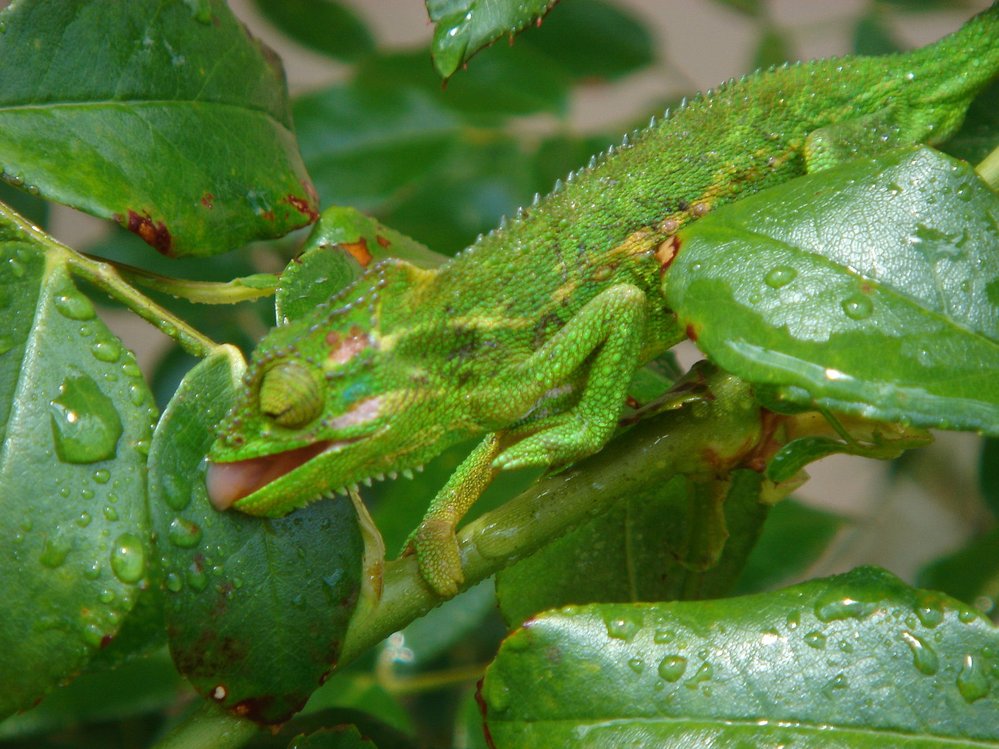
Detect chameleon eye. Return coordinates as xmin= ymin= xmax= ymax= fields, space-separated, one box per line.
xmin=258 ymin=360 xmax=324 ymax=428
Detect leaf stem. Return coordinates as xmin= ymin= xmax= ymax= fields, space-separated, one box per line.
xmin=92 ymin=255 xmax=278 ymax=304
xmin=0 ymin=202 xmax=220 ymax=358
xmin=62 ymin=251 xmax=219 ymax=358
xmin=338 ymin=367 xmax=765 ymax=667
xmin=976 ymin=144 xmax=999 ymax=191
xmin=150 ymin=700 xmax=259 ymax=749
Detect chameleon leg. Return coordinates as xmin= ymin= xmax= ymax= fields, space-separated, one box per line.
xmin=493 ymin=283 xmax=648 ymax=470
xmin=406 ymin=432 xmax=503 ymax=598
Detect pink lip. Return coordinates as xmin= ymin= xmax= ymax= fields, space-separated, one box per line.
xmin=205 ymin=441 xmax=333 ymax=510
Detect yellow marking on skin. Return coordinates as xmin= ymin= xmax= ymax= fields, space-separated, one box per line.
xmin=449 ymin=315 xmax=535 ymax=330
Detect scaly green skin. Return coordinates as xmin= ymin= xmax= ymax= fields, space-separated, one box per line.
xmin=208 ymin=6 xmax=999 ymax=597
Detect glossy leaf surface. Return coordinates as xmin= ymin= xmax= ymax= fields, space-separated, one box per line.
xmin=426 ymin=0 xmax=556 ymax=78
xmin=0 ymin=216 xmax=157 ymax=716
xmin=482 ymin=567 xmax=999 ymax=747
xmin=149 ymin=348 xmax=364 ymax=723
xmin=0 ymin=0 xmax=317 ymax=256
xmin=665 ymin=147 xmax=999 ymax=434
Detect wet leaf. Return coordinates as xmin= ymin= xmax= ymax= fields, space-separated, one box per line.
xmin=482 ymin=567 xmax=999 ymax=746
xmin=149 ymin=348 xmax=364 ymax=724
xmin=496 ymin=471 xmax=771 ymax=626
xmin=426 ymin=0 xmax=557 ymax=78
xmin=0 ymin=213 xmax=157 ymax=716
xmin=665 ymin=146 xmax=999 ymax=435
xmin=252 ymin=0 xmax=374 ymax=62
xmin=0 ymin=0 xmax=317 ymax=256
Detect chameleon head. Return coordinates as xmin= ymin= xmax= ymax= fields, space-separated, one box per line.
xmin=205 ymin=260 xmax=474 ymax=516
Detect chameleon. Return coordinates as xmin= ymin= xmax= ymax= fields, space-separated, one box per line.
xmin=206 ymin=5 xmax=999 ymax=598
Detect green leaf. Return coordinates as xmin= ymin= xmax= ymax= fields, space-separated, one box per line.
xmin=355 ymin=46 xmax=570 ymax=121
xmin=664 ymin=146 xmax=999 ymax=435
xmin=148 ymin=348 xmax=364 ymax=724
xmin=852 ymin=12 xmax=902 ymax=55
xmin=482 ymin=567 xmax=999 ymax=746
xmin=278 ymin=207 xmax=446 ymax=324
xmin=0 ymin=217 xmax=158 ymax=716
xmin=496 ymin=471 xmax=771 ymax=626
xmin=752 ymin=27 xmax=792 ymax=69
xmin=294 ymin=82 xmax=461 ymax=210
xmin=0 ymin=649 xmax=185 ymax=740
xmin=734 ymin=499 xmax=846 ymax=594
xmin=0 ymin=0 xmax=317 ymax=257
xmin=252 ymin=0 xmax=374 ymax=62
xmin=519 ymin=0 xmax=654 ymax=80
xmin=918 ymin=527 xmax=999 ymax=616
xmin=426 ymin=0 xmax=557 ymax=78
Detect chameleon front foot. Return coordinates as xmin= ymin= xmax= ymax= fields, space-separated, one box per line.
xmin=403 ymin=433 xmax=503 ymax=598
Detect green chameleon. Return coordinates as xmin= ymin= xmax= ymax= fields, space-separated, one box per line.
xmin=207 ymin=6 xmax=999 ymax=597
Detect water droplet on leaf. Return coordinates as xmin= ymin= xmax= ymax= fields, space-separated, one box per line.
xmin=90 ymin=339 xmax=121 ymax=363
xmin=658 ymin=655 xmax=688 ymax=682
xmin=764 ymin=266 xmax=797 ymax=289
xmin=804 ymin=631 xmax=827 ymax=649
xmin=815 ymin=593 xmax=879 ymax=622
xmin=606 ymin=614 xmax=641 ymax=641
xmin=167 ymin=517 xmax=202 ymax=548
xmin=40 ymin=533 xmax=72 ymax=568
xmin=54 ymin=290 xmax=96 ymax=321
xmin=109 ymin=533 xmax=146 ymax=583
xmin=901 ymin=631 xmax=939 ymax=675
xmin=956 ymin=654 xmax=990 ymax=703
xmin=840 ymin=293 xmax=873 ymax=321
xmin=49 ymin=375 xmax=123 ymax=464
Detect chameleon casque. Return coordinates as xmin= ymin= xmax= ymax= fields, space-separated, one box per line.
xmin=207 ymin=6 xmax=999 ymax=597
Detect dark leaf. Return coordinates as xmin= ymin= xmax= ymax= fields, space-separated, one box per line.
xmin=149 ymin=348 xmax=364 ymax=724
xmin=0 ymin=0 xmax=317 ymax=256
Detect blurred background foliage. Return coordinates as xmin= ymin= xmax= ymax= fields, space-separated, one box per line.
xmin=0 ymin=0 xmax=995 ymax=746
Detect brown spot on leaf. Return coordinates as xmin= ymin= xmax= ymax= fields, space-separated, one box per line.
xmin=284 ymin=193 xmax=319 ymax=223
xmin=476 ymin=679 xmax=498 ymax=749
xmin=656 ymin=236 xmax=681 ymax=274
xmin=125 ymin=210 xmax=173 ymax=256
xmin=691 ymin=201 xmax=710 ymax=217
xmin=201 ymin=192 xmax=215 ymax=209
xmin=342 ymin=238 xmax=373 ymax=267
xmin=685 ymin=324 xmax=698 ymax=342
xmin=375 ymin=234 xmax=391 ymax=248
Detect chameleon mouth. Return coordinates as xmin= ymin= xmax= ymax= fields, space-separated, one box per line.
xmin=205 ymin=440 xmax=342 ymax=511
